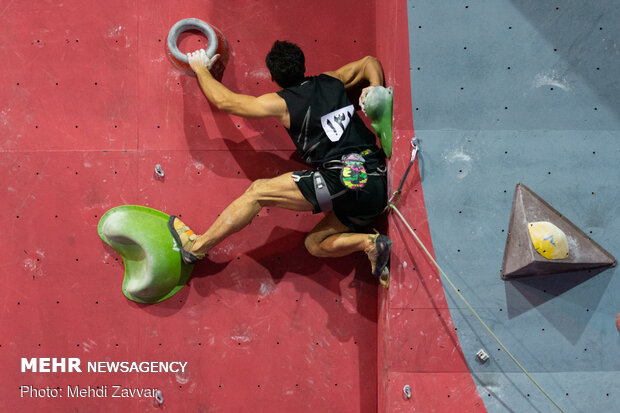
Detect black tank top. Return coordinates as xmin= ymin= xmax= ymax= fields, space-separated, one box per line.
xmin=277 ymin=74 xmax=385 ymax=170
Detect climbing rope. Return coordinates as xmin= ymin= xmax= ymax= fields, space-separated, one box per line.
xmin=388 ymin=139 xmax=565 ymax=413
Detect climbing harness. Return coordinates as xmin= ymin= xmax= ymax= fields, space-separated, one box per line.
xmin=388 ymin=137 xmax=565 ymax=413
xmin=313 ymin=152 xmax=386 ymax=213
xmin=313 ymin=171 xmax=333 ymax=212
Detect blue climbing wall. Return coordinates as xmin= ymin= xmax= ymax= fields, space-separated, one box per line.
xmin=408 ymin=1 xmax=619 ymax=412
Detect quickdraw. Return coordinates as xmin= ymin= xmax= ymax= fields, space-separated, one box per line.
xmin=387 ymin=137 xmax=419 ymax=208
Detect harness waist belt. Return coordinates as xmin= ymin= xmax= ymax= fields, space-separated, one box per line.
xmin=313 ymin=171 xmax=333 ymax=212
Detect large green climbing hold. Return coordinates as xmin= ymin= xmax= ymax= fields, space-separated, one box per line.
xmin=97 ymin=205 xmax=194 ymax=303
xmin=363 ymin=86 xmax=393 ymax=158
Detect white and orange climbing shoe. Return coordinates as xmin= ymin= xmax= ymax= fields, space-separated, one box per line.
xmin=168 ymin=216 xmax=206 ymax=264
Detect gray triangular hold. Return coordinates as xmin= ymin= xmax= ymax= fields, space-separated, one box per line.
xmin=501 ymin=183 xmax=616 ymax=280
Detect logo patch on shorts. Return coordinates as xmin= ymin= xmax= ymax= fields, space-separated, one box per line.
xmin=321 ymin=105 xmax=354 ymax=142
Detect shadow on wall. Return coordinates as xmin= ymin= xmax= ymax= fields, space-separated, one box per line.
xmin=504 ymin=267 xmax=615 ymax=344
xmin=509 ymin=0 xmax=620 ymax=121
xmin=133 ymin=225 xmax=378 ymax=321
xmin=180 ymin=71 xmax=307 ymax=180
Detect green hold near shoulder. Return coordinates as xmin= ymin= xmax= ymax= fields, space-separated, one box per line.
xmin=362 ymin=86 xmax=393 ymax=159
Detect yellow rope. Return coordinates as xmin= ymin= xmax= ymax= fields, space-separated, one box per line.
xmin=389 ymin=203 xmax=565 ymax=413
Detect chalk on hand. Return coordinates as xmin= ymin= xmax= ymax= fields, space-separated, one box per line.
xmin=187 ymin=50 xmax=220 ymax=70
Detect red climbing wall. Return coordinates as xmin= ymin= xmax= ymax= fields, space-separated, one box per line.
xmin=1 ymin=0 xmax=485 ymax=412
xmin=378 ymin=1 xmax=485 ymax=411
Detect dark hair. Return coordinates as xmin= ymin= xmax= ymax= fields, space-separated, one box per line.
xmin=265 ymin=40 xmax=306 ymax=88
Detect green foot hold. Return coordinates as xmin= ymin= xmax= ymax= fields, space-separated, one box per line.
xmin=363 ymin=86 xmax=393 ymax=159
xmin=97 ymin=205 xmax=194 ymax=303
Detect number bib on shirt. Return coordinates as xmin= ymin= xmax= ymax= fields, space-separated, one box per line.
xmin=321 ymin=105 xmax=354 ymax=142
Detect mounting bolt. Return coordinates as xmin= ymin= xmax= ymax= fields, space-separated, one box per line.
xmin=154 ymin=164 xmax=165 ymax=178
xmin=403 ymin=384 xmax=412 ymax=399
xmin=155 ymin=389 xmax=164 ymax=404
xmin=476 ymin=349 xmax=489 ymax=363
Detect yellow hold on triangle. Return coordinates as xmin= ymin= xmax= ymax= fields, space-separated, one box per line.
xmin=527 ymin=221 xmax=570 ymax=260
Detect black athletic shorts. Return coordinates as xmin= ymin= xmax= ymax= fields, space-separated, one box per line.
xmin=292 ymin=167 xmax=387 ymax=232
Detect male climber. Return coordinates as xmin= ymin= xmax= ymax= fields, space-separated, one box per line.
xmin=169 ymin=40 xmax=392 ymax=285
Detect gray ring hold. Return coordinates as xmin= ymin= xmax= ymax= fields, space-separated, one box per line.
xmin=167 ymin=18 xmax=218 ymax=64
